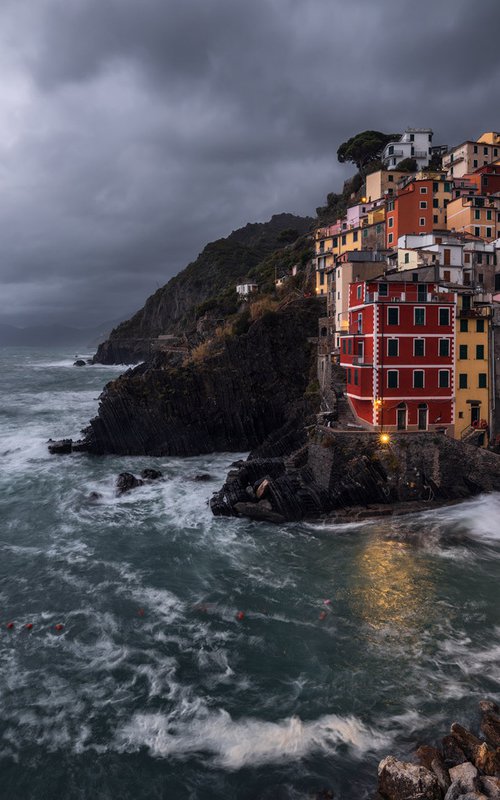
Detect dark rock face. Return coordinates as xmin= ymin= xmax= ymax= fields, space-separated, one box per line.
xmin=73 ymin=359 xmax=86 ymax=367
xmin=116 ymin=472 xmax=144 ymax=495
xmin=75 ymin=300 xmax=321 ymax=457
xmin=378 ymin=756 xmax=441 ymax=800
xmin=212 ymin=429 xmax=500 ymax=522
xmin=48 ymin=438 xmax=73 ymax=455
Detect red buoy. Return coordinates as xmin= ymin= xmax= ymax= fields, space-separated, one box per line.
xmin=6 ymin=622 xmax=14 ymax=630
xmin=54 ymin=623 xmax=64 ymax=632
xmin=319 ymin=611 xmax=327 ymax=621
xmin=25 ymin=623 xmax=33 ymax=630
xmin=236 ymin=611 xmax=245 ymax=621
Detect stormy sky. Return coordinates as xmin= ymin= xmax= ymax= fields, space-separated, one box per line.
xmin=1 ymin=0 xmax=500 ymax=328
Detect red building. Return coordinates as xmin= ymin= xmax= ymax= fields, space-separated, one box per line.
xmin=462 ymin=164 xmax=500 ymax=197
xmin=339 ymin=277 xmax=457 ymax=433
xmin=386 ymin=177 xmax=453 ymax=248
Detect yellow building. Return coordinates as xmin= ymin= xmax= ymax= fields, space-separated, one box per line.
xmin=365 ymin=169 xmax=407 ymax=202
xmin=455 ymin=293 xmax=492 ymax=445
xmin=446 ymin=195 xmax=500 ymax=241
xmin=478 ymin=131 xmax=500 ymax=146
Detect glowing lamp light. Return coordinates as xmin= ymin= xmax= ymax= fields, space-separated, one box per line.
xmin=379 ymin=433 xmax=390 ymax=445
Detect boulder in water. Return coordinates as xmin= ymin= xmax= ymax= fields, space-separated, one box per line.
xmin=140 ymin=468 xmax=163 ymax=481
xmin=116 ymin=472 xmax=143 ymax=495
xmin=73 ymin=360 xmax=86 ymax=367
xmin=378 ymin=755 xmax=441 ymax=800
xmin=48 ymin=439 xmax=73 ymax=455
xmin=192 ymin=473 xmax=212 ymax=482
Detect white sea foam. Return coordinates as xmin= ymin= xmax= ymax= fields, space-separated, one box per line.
xmin=116 ymin=708 xmax=390 ymax=768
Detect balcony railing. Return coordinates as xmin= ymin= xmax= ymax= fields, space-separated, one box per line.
xmin=458 ymin=307 xmax=493 ymax=318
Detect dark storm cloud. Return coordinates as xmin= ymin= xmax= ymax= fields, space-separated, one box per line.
xmin=1 ymin=0 xmax=499 ymax=326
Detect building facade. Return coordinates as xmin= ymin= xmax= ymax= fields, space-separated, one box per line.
xmin=382 ymin=128 xmax=433 ymax=171
xmin=455 ymin=291 xmax=492 ymax=444
xmin=340 ymin=277 xmax=456 ymax=434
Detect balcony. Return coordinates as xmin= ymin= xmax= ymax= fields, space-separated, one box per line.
xmin=352 ymin=355 xmax=372 ymax=366
xmin=458 ymin=306 xmax=493 ymax=318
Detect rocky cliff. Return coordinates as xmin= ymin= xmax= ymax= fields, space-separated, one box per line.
xmin=211 ymin=428 xmax=500 ymax=522
xmin=94 ymin=213 xmax=313 ymax=364
xmin=70 ymin=298 xmax=322 ymax=456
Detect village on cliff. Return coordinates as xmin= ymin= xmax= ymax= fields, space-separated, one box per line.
xmin=254 ymin=128 xmax=500 ymax=448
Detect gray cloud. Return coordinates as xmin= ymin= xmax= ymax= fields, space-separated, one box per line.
xmin=0 ymin=0 xmax=499 ymax=326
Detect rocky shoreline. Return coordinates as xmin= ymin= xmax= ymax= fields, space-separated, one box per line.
xmin=374 ymin=699 xmax=500 ymax=800
xmin=210 ymin=428 xmax=500 ymax=523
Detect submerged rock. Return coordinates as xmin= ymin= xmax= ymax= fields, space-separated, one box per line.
xmin=73 ymin=360 xmax=86 ymax=367
xmin=140 ymin=468 xmax=163 ymax=481
xmin=116 ymin=472 xmax=144 ymax=495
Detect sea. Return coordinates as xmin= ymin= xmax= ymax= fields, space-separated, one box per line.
xmin=0 ymin=346 xmax=499 ymax=800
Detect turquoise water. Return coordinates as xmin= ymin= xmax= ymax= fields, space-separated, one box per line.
xmin=0 ymin=346 xmax=499 ymax=799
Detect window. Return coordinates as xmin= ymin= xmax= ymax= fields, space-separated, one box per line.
xmin=433 ymin=199 xmax=439 ymax=208
xmin=388 ymin=307 xmax=399 ymax=325
xmin=388 ymin=217 xmax=394 ymax=227
xmin=443 ymin=270 xmax=451 ymax=281
xmin=476 ymin=344 xmax=485 ymax=360
xmin=419 ymin=217 xmax=426 ymax=226
xmin=378 ymin=283 xmax=388 ymax=296
xmin=444 ymin=182 xmax=451 ymax=192
xmin=433 ymin=215 xmax=438 ymax=224
xmin=342 ymin=339 xmax=346 ymax=354
xmin=414 ymin=338 xmax=425 ymax=356
xmin=388 ymin=233 xmax=394 ymax=244
xmin=478 ymin=273 xmax=484 ymax=284
xmin=438 ymin=370 xmax=449 ymax=388
xmin=473 ymin=159 xmax=478 ymax=168
xmin=388 ymin=339 xmax=398 ymax=357
xmin=474 ymin=209 xmax=481 ymax=220
xmin=484 ymin=146 xmax=488 ymax=155
xmin=459 ymin=344 xmax=468 ymax=359
xmin=487 ymin=210 xmax=492 ymax=221
xmin=473 ymin=145 xmax=478 ymax=154
xmin=347 ymin=338 xmax=352 ymax=355
xmin=387 ymin=370 xmax=398 ymax=388
xmin=459 ymin=374 xmax=468 ymax=389
xmin=420 ymin=187 xmax=427 ymax=194
xmin=479 ymin=373 xmax=487 ymax=388
xmin=341 ymin=235 xmax=346 ymax=245
xmin=420 ymin=201 xmax=427 ymax=209
xmin=477 ymin=319 xmax=485 ymax=333
xmin=433 ymin=182 xmax=439 ymax=192
xmin=333 ymin=237 xmax=338 ymax=247
xmin=388 ymin=175 xmax=394 ymax=182
xmin=414 ymin=307 xmax=425 ymax=325
xmin=363 ymin=227 xmax=368 ymax=238
xmin=460 ymin=319 xmax=468 ymax=332
xmin=474 ymin=227 xmax=480 ymax=237
xmin=464 ymin=253 xmax=470 ymax=264
xmin=353 ymin=231 xmax=358 ymax=242
xmin=357 ymin=285 xmax=362 ymax=299
xmin=487 ymin=227 xmax=492 ymax=238
xmin=357 ymin=313 xmax=362 ymax=333
xmin=354 ymin=369 xmax=358 ymax=386
xmin=413 ymin=370 xmax=424 ymax=388
xmin=347 ymin=368 xmax=351 ymax=383
xmin=439 ymin=339 xmax=450 ymax=357
xmin=439 ymin=308 xmax=450 ymax=326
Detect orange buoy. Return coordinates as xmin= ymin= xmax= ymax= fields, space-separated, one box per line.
xmin=54 ymin=623 xmax=64 ymax=632
xmin=6 ymin=622 xmax=14 ymax=630
xmin=235 ymin=611 xmax=245 ymax=621
xmin=319 ymin=611 xmax=327 ymax=621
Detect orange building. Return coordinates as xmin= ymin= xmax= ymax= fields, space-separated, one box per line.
xmin=386 ymin=177 xmax=453 ymax=248
xmin=446 ymin=194 xmax=500 ymax=241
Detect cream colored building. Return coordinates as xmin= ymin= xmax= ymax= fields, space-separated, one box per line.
xmin=443 ymin=134 xmax=500 ymax=178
